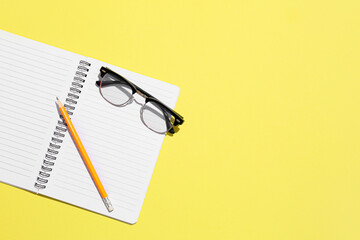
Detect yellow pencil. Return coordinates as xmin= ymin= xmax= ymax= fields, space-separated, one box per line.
xmin=56 ymin=97 xmax=113 ymax=212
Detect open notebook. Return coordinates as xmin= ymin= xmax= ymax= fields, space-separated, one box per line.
xmin=0 ymin=29 xmax=180 ymax=224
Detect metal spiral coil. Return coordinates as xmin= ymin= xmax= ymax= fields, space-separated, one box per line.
xmin=34 ymin=60 xmax=91 ymax=190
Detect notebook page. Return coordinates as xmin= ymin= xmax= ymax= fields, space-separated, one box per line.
xmin=44 ymin=59 xmax=180 ymax=223
xmin=0 ymin=30 xmax=83 ymax=191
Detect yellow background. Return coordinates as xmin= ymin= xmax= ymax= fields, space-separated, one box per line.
xmin=1 ymin=0 xmax=360 ymax=239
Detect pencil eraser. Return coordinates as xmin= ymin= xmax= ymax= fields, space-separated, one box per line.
xmin=103 ymin=197 xmax=114 ymax=212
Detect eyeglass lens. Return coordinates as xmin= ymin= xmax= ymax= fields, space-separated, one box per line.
xmin=100 ymin=73 xmax=174 ymax=133
xmin=100 ymin=73 xmax=132 ymax=106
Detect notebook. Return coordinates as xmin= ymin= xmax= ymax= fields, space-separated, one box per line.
xmin=0 ymin=29 xmax=180 ymax=224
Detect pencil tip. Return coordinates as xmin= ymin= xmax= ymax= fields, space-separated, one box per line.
xmin=56 ymin=96 xmax=59 ymax=100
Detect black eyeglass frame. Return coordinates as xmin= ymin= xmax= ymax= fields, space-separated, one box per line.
xmin=95 ymin=67 xmax=184 ymax=134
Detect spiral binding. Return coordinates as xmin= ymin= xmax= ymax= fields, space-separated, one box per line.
xmin=34 ymin=60 xmax=91 ymax=190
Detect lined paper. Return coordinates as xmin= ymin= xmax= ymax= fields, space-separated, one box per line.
xmin=0 ymin=29 xmax=181 ymax=224
xmin=0 ymin=30 xmax=81 ymax=191
xmin=44 ymin=59 xmax=180 ymax=223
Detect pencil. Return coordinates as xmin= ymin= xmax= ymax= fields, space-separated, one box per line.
xmin=56 ymin=97 xmax=114 ymax=212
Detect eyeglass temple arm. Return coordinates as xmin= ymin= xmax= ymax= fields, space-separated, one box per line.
xmin=164 ymin=112 xmax=175 ymax=134
xmin=96 ymin=81 xmax=155 ymax=98
xmin=98 ymin=67 xmax=162 ymax=102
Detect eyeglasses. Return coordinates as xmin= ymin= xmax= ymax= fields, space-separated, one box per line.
xmin=95 ymin=67 xmax=184 ymax=134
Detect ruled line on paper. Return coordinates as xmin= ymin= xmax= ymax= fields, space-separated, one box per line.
xmin=56 ymin=178 xmax=98 ymax=195
xmin=0 ymin=86 xmax=56 ymax=109
xmin=58 ymin=161 xmax=144 ymax=192
xmin=63 ymin=145 xmax=150 ymax=171
xmin=0 ymin=92 xmax=54 ymax=114
xmin=69 ymin=125 xmax=156 ymax=159
xmin=0 ymin=166 xmax=31 ymax=178
xmin=0 ymin=134 xmax=42 ymax=152
xmin=73 ymin=116 xmax=159 ymax=151
xmin=61 ymin=141 xmax=152 ymax=170
xmin=58 ymin=164 xmax=143 ymax=189
xmin=54 ymin=181 xmax=136 ymax=210
xmin=0 ymin=100 xmax=52 ymax=120
xmin=0 ymin=59 xmax=67 ymax=84
xmin=59 ymin=156 xmax=147 ymax=182
xmin=74 ymin=104 xmax=156 ymax=135
xmin=0 ymin=54 xmax=68 ymax=77
xmin=59 ymin=156 xmax=146 ymax=180
xmin=0 ymin=147 xmax=37 ymax=163
xmin=62 ymin=148 xmax=149 ymax=171
xmin=0 ymin=47 xmax=69 ymax=72
xmin=0 ymin=149 xmax=38 ymax=168
xmin=0 ymin=65 xmax=64 ymax=89
xmin=60 ymin=152 xmax=148 ymax=182
xmin=54 ymin=183 xmax=100 ymax=199
xmin=0 ymin=71 xmax=61 ymax=95
xmin=0 ymin=129 xmax=43 ymax=146
xmin=0 ymin=37 xmax=73 ymax=61
xmin=0 ymin=42 xmax=72 ymax=67
xmin=0 ymin=122 xmax=45 ymax=140
xmin=0 ymin=108 xmax=50 ymax=129
xmin=56 ymin=172 xmax=139 ymax=201
xmin=74 ymin=109 xmax=160 ymax=145
xmin=54 ymin=183 xmax=135 ymax=212
xmin=0 ymin=158 xmax=34 ymax=172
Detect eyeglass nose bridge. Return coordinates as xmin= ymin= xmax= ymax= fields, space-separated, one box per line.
xmin=132 ymin=90 xmax=148 ymax=106
xmin=135 ymin=90 xmax=148 ymax=99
